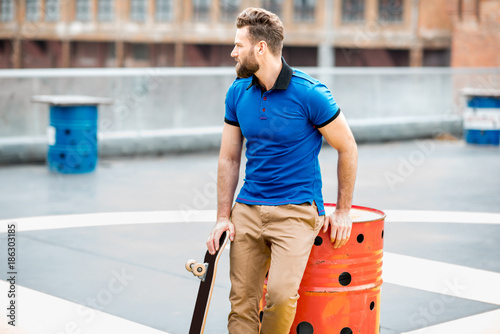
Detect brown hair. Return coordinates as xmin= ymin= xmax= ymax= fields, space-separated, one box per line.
xmin=236 ymin=7 xmax=284 ymax=56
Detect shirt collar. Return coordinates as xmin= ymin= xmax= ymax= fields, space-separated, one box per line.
xmin=246 ymin=57 xmax=293 ymax=91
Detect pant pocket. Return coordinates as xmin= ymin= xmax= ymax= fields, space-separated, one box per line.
xmin=286 ymin=203 xmax=320 ymax=230
xmin=311 ymin=202 xmax=324 ymax=232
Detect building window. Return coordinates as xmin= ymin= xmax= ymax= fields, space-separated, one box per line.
xmin=76 ymin=0 xmax=91 ymax=21
xmin=192 ymin=0 xmax=210 ymax=22
xmin=155 ymin=0 xmax=173 ymax=22
xmin=26 ymin=0 xmax=40 ymax=22
xmin=379 ymin=0 xmax=403 ymax=22
xmin=45 ymin=0 xmax=59 ymax=22
xmin=132 ymin=43 xmax=149 ymax=60
xmin=0 ymin=0 xmax=15 ymax=22
xmin=342 ymin=0 xmax=364 ymax=22
xmin=294 ymin=0 xmax=316 ymax=22
xmin=261 ymin=0 xmax=283 ymax=18
xmin=130 ymin=0 xmax=147 ymax=22
xmin=98 ymin=0 xmax=114 ymax=22
xmin=220 ymin=0 xmax=241 ymax=22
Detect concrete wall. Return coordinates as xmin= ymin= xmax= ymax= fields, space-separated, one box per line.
xmin=1 ymin=67 xmax=499 ymax=163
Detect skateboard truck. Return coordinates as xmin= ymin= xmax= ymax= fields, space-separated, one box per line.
xmin=186 ymin=260 xmax=209 ymax=282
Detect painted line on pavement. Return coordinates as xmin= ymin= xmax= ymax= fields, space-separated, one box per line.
xmin=384 ymin=252 xmax=500 ymax=306
xmin=1 ymin=209 xmax=499 ymax=234
xmin=0 ymin=210 xmax=217 ymax=233
xmin=384 ymin=210 xmax=500 ymax=224
xmin=401 ymin=308 xmax=500 ymax=334
xmin=0 ymin=280 xmax=167 ymax=334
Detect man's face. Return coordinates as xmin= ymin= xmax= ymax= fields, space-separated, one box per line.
xmin=231 ymin=27 xmax=260 ymax=78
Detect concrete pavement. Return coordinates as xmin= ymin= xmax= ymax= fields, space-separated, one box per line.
xmin=0 ymin=139 xmax=499 ymax=333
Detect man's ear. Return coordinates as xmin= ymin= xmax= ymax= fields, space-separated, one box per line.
xmin=256 ymin=41 xmax=267 ymax=56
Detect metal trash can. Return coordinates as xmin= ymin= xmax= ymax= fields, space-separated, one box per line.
xmin=462 ymin=88 xmax=500 ymax=146
xmin=291 ymin=204 xmax=386 ymax=334
xmin=32 ymin=95 xmax=113 ymax=173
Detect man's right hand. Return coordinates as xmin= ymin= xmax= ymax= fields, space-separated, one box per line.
xmin=206 ymin=218 xmax=235 ymax=255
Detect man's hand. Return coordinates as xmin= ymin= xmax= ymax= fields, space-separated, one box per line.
xmin=323 ymin=210 xmax=352 ymax=248
xmin=206 ymin=218 xmax=235 ymax=255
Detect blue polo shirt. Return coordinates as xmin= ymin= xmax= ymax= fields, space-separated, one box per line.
xmin=224 ymin=58 xmax=340 ymax=216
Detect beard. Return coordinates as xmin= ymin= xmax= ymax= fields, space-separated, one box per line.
xmin=235 ymin=53 xmax=260 ymax=78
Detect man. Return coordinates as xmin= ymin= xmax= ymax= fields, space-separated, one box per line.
xmin=206 ymin=7 xmax=358 ymax=334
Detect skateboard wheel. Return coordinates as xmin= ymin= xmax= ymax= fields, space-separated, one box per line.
xmin=192 ymin=263 xmax=206 ymax=277
xmin=186 ymin=259 xmax=197 ymax=272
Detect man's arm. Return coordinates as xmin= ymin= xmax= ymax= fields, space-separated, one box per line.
xmin=206 ymin=123 xmax=243 ymax=255
xmin=318 ymin=112 xmax=358 ymax=248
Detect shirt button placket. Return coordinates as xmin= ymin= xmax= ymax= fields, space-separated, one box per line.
xmin=260 ymin=93 xmax=268 ymax=120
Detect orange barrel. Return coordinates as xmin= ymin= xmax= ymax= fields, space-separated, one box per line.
xmin=291 ymin=204 xmax=386 ymax=334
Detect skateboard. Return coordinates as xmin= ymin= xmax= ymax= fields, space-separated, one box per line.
xmin=186 ymin=231 xmax=229 ymax=334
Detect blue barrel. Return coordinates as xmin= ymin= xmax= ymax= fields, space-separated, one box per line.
xmin=467 ymin=96 xmax=500 ymax=109
xmin=48 ymin=105 xmax=98 ymax=173
xmin=464 ymin=129 xmax=500 ymax=146
xmin=463 ymin=95 xmax=500 ymax=146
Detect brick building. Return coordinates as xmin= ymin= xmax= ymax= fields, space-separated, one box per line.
xmin=448 ymin=0 xmax=500 ymax=67
xmin=0 ymin=0 xmax=493 ymax=69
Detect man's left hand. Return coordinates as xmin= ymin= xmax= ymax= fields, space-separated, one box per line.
xmin=323 ymin=210 xmax=352 ymax=248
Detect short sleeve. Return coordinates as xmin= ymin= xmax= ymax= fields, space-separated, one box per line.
xmin=224 ymin=84 xmax=240 ymax=127
xmin=306 ymin=83 xmax=341 ymax=128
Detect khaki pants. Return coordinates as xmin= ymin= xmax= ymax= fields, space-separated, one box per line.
xmin=228 ymin=202 xmax=324 ymax=334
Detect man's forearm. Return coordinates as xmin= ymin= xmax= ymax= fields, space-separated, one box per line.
xmin=217 ymin=157 xmax=240 ymax=221
xmin=336 ymin=145 xmax=358 ymax=212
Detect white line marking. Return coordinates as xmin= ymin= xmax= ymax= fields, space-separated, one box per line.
xmin=0 ymin=210 xmax=217 ymax=233
xmin=384 ymin=252 xmax=500 ymax=306
xmin=384 ymin=210 xmax=500 ymax=224
xmin=1 ymin=209 xmax=499 ymax=234
xmin=0 ymin=280 xmax=168 ymax=334
xmin=402 ymin=309 xmax=500 ymax=334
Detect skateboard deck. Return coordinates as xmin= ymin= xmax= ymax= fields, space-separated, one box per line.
xmin=186 ymin=231 xmax=229 ymax=334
